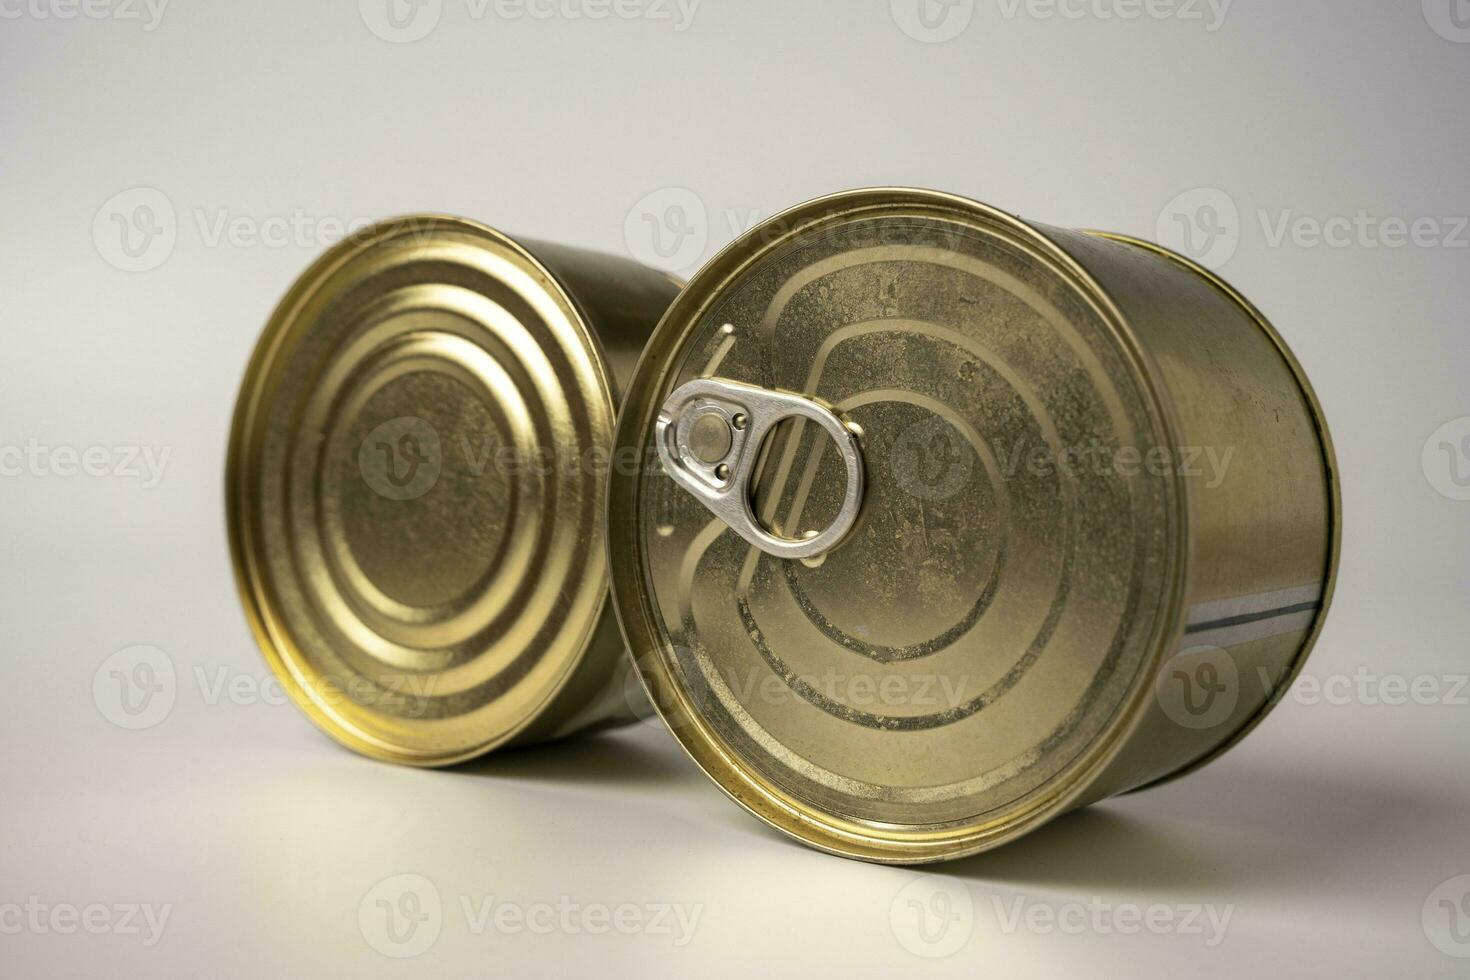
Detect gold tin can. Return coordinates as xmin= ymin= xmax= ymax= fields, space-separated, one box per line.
xmin=607 ymin=188 xmax=1339 ymax=862
xmin=228 ymin=215 xmax=679 ymax=766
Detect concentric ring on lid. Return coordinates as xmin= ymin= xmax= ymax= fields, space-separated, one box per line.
xmin=607 ymin=189 xmax=1187 ymax=862
xmin=228 ymin=215 xmax=618 ymax=765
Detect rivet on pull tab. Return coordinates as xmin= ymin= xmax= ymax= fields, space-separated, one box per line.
xmin=655 ymin=377 xmax=865 ymax=561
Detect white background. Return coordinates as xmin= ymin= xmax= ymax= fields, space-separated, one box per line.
xmin=2 ymin=0 xmax=1468 ymax=975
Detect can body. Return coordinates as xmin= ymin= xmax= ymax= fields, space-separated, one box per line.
xmin=607 ymin=189 xmax=1338 ymax=862
xmin=228 ymin=216 xmax=678 ymax=765
xmin=492 ymin=236 xmax=681 ymax=748
xmin=1048 ymin=228 xmax=1338 ymax=804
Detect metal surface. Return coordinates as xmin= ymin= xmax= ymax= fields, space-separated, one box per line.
xmin=656 ymin=377 xmax=865 ymax=561
xmin=606 ymin=188 xmax=1339 ymax=863
xmin=227 ymin=215 xmax=678 ymax=766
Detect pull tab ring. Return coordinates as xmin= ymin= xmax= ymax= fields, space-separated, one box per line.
xmin=655 ymin=377 xmax=865 ymax=561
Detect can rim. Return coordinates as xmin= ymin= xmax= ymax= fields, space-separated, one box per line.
xmin=1087 ymin=232 xmax=1343 ymax=793
xmin=226 ymin=214 xmax=618 ymax=767
xmin=606 ymin=187 xmax=1191 ymax=862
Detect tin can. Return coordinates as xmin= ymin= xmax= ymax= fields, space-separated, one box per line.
xmin=227 ymin=215 xmax=680 ymax=765
xmin=606 ymin=188 xmax=1339 ymax=862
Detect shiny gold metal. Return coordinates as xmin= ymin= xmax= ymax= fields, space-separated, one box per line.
xmin=607 ymin=188 xmax=1339 ymax=863
xmin=228 ymin=215 xmax=679 ymax=766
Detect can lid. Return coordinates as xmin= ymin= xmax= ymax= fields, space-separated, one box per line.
xmin=228 ymin=216 xmax=618 ymax=766
xmin=608 ymin=189 xmax=1186 ymax=861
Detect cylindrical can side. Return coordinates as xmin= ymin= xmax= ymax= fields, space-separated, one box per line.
xmin=519 ymin=238 xmax=685 ymax=396
xmin=1032 ymin=225 xmax=1339 ymax=802
xmin=505 ymin=239 xmax=683 ymax=746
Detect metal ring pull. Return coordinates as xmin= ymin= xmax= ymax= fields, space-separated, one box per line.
xmin=655 ymin=377 xmax=865 ymax=561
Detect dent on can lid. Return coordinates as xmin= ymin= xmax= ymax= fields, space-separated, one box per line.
xmin=608 ymin=189 xmax=1184 ymax=861
xmin=228 ymin=216 xmax=617 ymax=765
